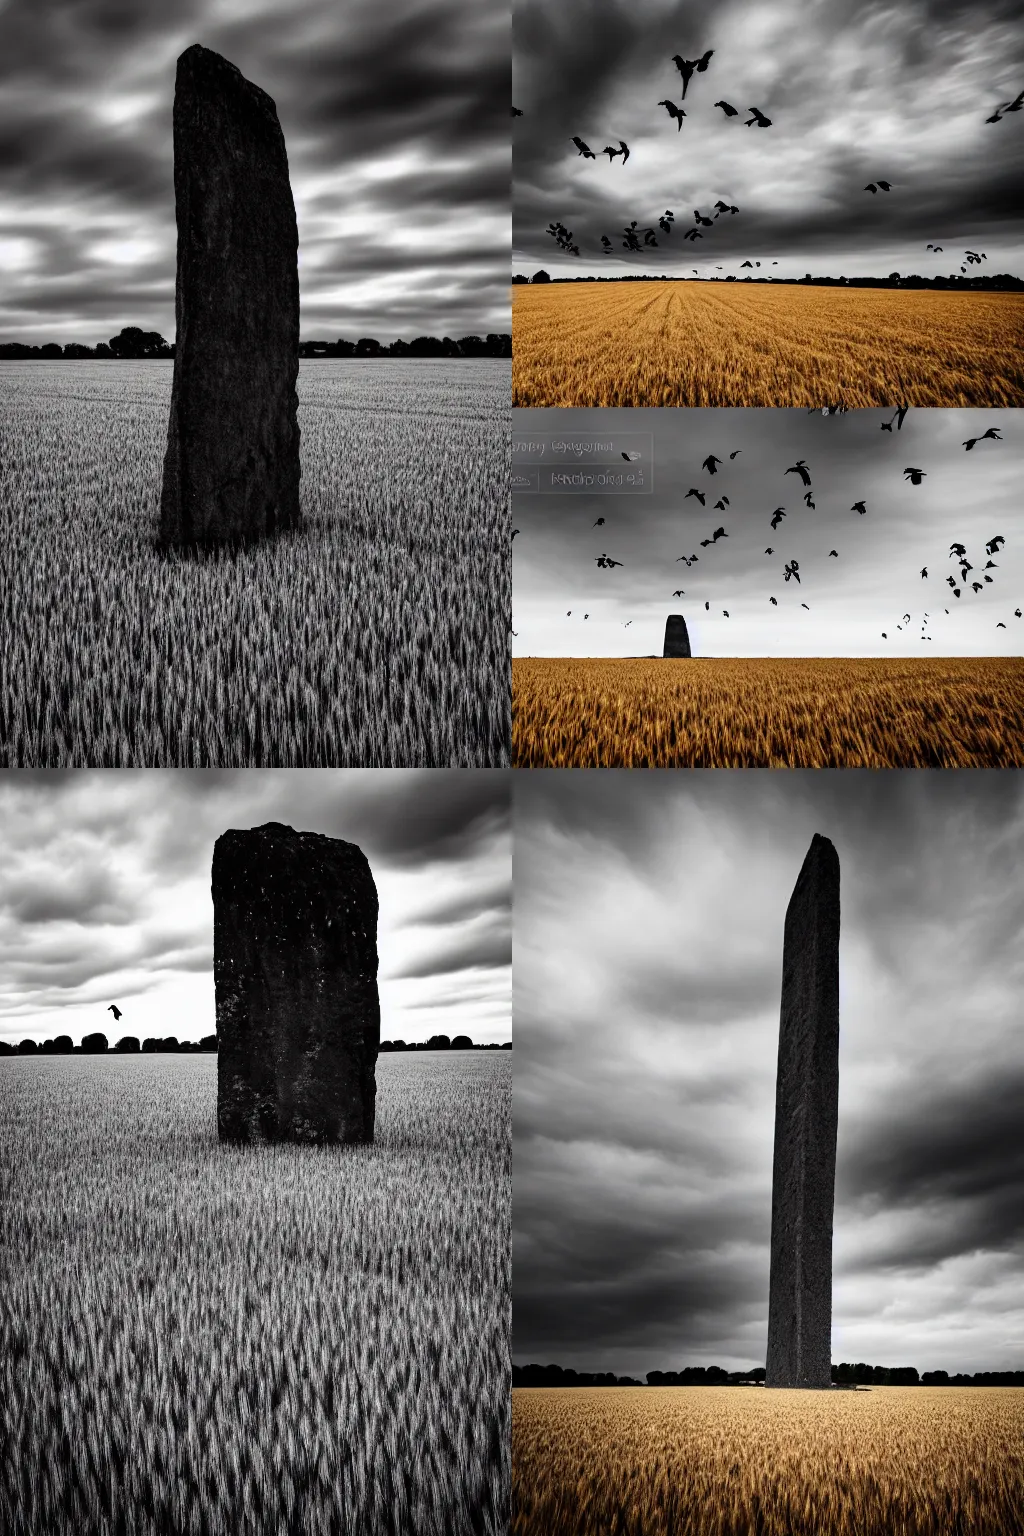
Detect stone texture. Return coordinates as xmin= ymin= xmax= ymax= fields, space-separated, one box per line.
xmin=213 ymin=822 xmax=379 ymax=1144
xmin=663 ymin=614 xmax=692 ymax=658
xmin=159 ymin=44 xmax=300 ymax=546
xmin=766 ymin=833 xmax=840 ymax=1388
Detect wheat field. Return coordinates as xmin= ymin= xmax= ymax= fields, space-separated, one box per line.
xmin=511 ymin=282 xmax=1024 ymax=406
xmin=0 ymin=1051 xmax=510 ymax=1536
xmin=512 ymin=657 xmax=1024 ymax=767
xmin=512 ymin=1385 xmax=1024 ymax=1536
xmin=0 ymin=359 xmax=510 ymax=768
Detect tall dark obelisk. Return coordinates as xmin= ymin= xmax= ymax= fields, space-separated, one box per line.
xmin=663 ymin=614 xmax=692 ymax=658
xmin=766 ymin=833 xmax=840 ymax=1389
xmin=159 ymin=44 xmax=300 ymax=546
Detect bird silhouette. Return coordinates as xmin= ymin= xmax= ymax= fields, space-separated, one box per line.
xmin=511 ymin=107 xmax=523 ymax=117
xmin=801 ymin=602 xmax=809 ymax=609
xmin=984 ymin=560 xmax=998 ymax=569
xmin=770 ymin=596 xmax=777 ymax=604
xmin=785 ymin=460 xmax=812 ymax=486
xmin=512 ymin=529 xmax=519 ymax=540
xmin=673 ymin=589 xmax=686 ymax=596
xmin=602 ymin=140 xmax=630 ymax=163
xmin=972 ymin=582 xmax=984 ymax=593
xmin=765 ymin=547 xmax=774 ymax=555
xmin=740 ymin=259 xmax=753 ymax=268
xmin=745 ymin=107 xmax=772 ymax=127
xmin=593 ymin=517 xmax=605 ymax=526
xmin=714 ymin=99 xmax=738 ymax=115
xmin=851 ymin=501 xmax=867 ymax=514
xmin=683 ymin=228 xmax=703 ymax=240
xmin=926 ymin=244 xmax=943 ymax=251
xmin=770 ymin=508 xmax=786 ymax=529
xmin=949 ymin=542 xmax=967 ymax=557
xmin=572 ymin=136 xmax=596 ymax=158
xmin=997 ymin=621 xmax=1007 ymax=628
xmin=881 ymin=405 xmax=910 ymax=432
xmin=685 ymin=488 xmax=707 ymax=504
xmin=729 ymin=450 xmax=741 ymax=458
xmin=658 ymin=99 xmax=687 ymax=129
xmin=108 ymin=1004 xmax=122 ymax=1020
xmin=829 ymin=549 xmax=838 ymax=557
xmin=784 ymin=560 xmax=800 ymax=583
xmin=804 ymin=492 xmax=815 ymax=508
xmin=963 ymin=428 xmax=1002 ymax=449
xmin=864 ymin=181 xmax=891 ymax=192
xmin=700 ymin=526 xmax=728 ymax=547
xmin=693 ymin=209 xmax=714 ymax=227
xmin=921 ymin=567 xmax=928 ymax=578
xmin=986 ymin=88 xmax=1024 ymax=121
xmin=624 ymin=620 xmax=633 ymax=627
xmin=676 ymin=553 xmax=699 ymax=566
xmin=1016 ymin=609 xmax=1022 ymax=618
xmin=903 ymin=467 xmax=926 ymax=484
xmin=705 ymin=601 xmax=710 ymax=610
xmin=702 ymin=454 xmax=722 ymax=474
xmin=723 ymin=610 xmax=729 ymax=617
xmin=986 ymin=536 xmax=1005 ymax=554
xmin=595 ymin=554 xmax=623 ymax=567
xmin=671 ymin=49 xmax=714 ymax=97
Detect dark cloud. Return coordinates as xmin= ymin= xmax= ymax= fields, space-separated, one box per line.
xmin=404 ymin=876 xmax=512 ymax=927
xmin=0 ymin=866 xmax=132 ymax=926
xmin=513 ymin=0 xmax=1024 ymax=278
xmin=513 ymin=770 xmax=1024 ymax=1375
xmin=389 ymin=920 xmax=512 ymax=979
xmin=0 ymin=0 xmax=508 ymax=342
xmin=512 ymin=407 xmax=1024 ymax=657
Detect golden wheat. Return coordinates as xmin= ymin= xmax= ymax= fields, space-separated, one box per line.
xmin=0 ymin=359 xmax=510 ymax=767
xmin=0 ymin=1051 xmax=510 ymax=1536
xmin=512 ymin=657 xmax=1024 ymax=767
xmin=513 ymin=1385 xmax=1024 ymax=1536
xmin=511 ymin=282 xmax=1024 ymax=406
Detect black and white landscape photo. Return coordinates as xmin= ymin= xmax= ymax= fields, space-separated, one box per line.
xmin=0 ymin=0 xmax=510 ymax=768
xmin=0 ymin=768 xmax=511 ymax=1535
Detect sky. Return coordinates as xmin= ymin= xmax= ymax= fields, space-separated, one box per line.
xmin=0 ymin=0 xmax=509 ymax=345
xmin=511 ymin=407 xmax=1023 ymax=657
xmin=513 ymin=0 xmax=1024 ymax=280
xmin=0 ymin=769 xmax=511 ymax=1047
xmin=513 ymin=769 xmax=1024 ymax=1377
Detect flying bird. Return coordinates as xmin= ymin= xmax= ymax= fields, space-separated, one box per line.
xmin=700 ymin=526 xmax=728 ymax=546
xmin=572 ymin=136 xmax=596 ymax=158
xmin=829 ymin=549 xmax=838 ymax=557
xmin=593 ymin=517 xmax=605 ymax=526
xmin=511 ymin=107 xmax=523 ymax=117
xmin=903 ymin=467 xmax=926 ymax=484
xmin=801 ymin=603 xmax=810 ymax=609
xmin=705 ymin=601 xmax=710 ymax=610
xmin=851 ymin=501 xmax=867 ymax=514
xmin=949 ymin=542 xmax=967 ymax=557
xmin=963 ymin=428 xmax=1002 ymax=449
xmin=785 ymin=460 xmax=812 ymax=486
xmin=714 ymin=100 xmax=738 ymax=115
xmin=702 ymin=454 xmax=722 ymax=474
xmin=972 ymin=582 xmax=984 ymax=593
xmin=658 ymin=99 xmax=687 ymax=129
xmin=864 ymin=181 xmax=891 ymax=192
xmin=107 ymin=1005 xmax=122 ymax=1020
xmin=685 ymin=488 xmax=707 ymax=504
xmin=722 ymin=610 xmax=729 ymax=617
xmin=921 ymin=567 xmax=928 ymax=578
xmin=881 ymin=405 xmax=909 ymax=432
xmin=602 ymin=140 xmax=630 ymax=163
xmin=765 ymin=547 xmax=774 ymax=555
xmin=770 ymin=596 xmax=777 ymax=604
xmin=770 ymin=508 xmax=786 ymax=529
xmin=594 ymin=554 xmax=623 ymax=567
xmin=676 ymin=554 xmax=699 ymax=566
xmin=511 ymin=529 xmax=519 ymax=539
xmin=804 ymin=492 xmax=815 ymax=508
xmin=926 ymin=244 xmax=943 ymax=251
xmin=984 ymin=560 xmax=998 ymax=569
xmin=671 ymin=49 xmax=714 ymax=97
xmin=745 ymin=107 xmax=772 ymax=127
xmin=740 ymin=260 xmax=753 ymax=268
xmin=997 ymin=622 xmax=1007 ymax=628
xmin=986 ymin=536 xmax=1005 ymax=554
xmin=729 ymin=450 xmax=741 ymax=458
xmin=673 ymin=589 xmax=686 ymax=596
xmin=784 ymin=559 xmax=800 ymax=583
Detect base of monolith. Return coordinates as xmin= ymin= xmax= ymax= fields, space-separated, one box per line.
xmin=663 ymin=614 xmax=692 ymax=658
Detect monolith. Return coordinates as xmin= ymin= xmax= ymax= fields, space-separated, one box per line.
xmin=159 ymin=44 xmax=300 ymax=545
xmin=663 ymin=614 xmax=692 ymax=658
xmin=213 ymin=822 xmax=379 ymax=1144
xmin=766 ymin=832 xmax=840 ymax=1388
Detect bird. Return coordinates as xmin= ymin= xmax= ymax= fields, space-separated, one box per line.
xmin=705 ymin=601 xmax=710 ymax=610
xmin=864 ymin=181 xmax=891 ymax=192
xmin=801 ymin=602 xmax=810 ymax=609
xmin=722 ymin=610 xmax=729 ymax=617
xmin=949 ymin=542 xmax=967 ymax=557
xmin=740 ymin=259 xmax=753 ymax=268
xmin=671 ymin=49 xmax=714 ymax=97
xmin=903 ymin=467 xmax=926 ymax=484
xmin=700 ymin=527 xmax=728 ymax=546
xmin=997 ymin=622 xmax=1007 ymax=628
xmin=985 ymin=560 xmax=998 ymax=569
xmin=770 ymin=596 xmax=777 ymax=605
xmin=511 ymin=107 xmax=523 ymax=116
xmin=584 ymin=614 xmax=589 ymax=619
xmin=765 ymin=547 xmax=774 ymax=555
xmin=685 ymin=488 xmax=707 ymax=504
xmin=567 ymin=611 xmax=572 ymax=616
xmin=673 ymin=589 xmax=686 ymax=596
xmin=770 ymin=508 xmax=786 ymax=529
xmin=714 ymin=100 xmax=738 ymax=115
xmin=624 ymin=620 xmax=633 ymax=627
xmin=963 ymin=428 xmax=1002 ymax=449
xmin=987 ymin=88 xmax=1024 ymax=121
xmin=595 ymin=554 xmax=623 ymax=567
xmin=658 ymin=99 xmax=687 ymax=129
xmin=602 ymin=140 xmax=630 ymax=163
xmin=729 ymin=450 xmax=741 ymax=458
xmin=512 ymin=529 xmax=519 ymax=540
xmin=882 ymin=632 xmax=887 ymax=638
xmin=745 ymin=107 xmax=772 ymax=127
xmin=829 ymin=549 xmax=838 ymax=557
xmin=986 ymin=536 xmax=1005 ymax=554
xmin=926 ymin=244 xmax=943 ymax=251
xmin=921 ymin=567 xmax=928 ymax=578
xmin=593 ymin=517 xmax=605 ymax=526
xmin=804 ymin=492 xmax=815 ymax=508
xmin=1016 ymin=609 xmax=1022 ymax=618
xmin=784 ymin=560 xmax=800 ymax=583
xmin=572 ymin=136 xmax=596 ymax=158
xmin=108 ymin=1004 xmax=122 ymax=1020
xmin=683 ymin=228 xmax=703 ymax=241
xmin=851 ymin=501 xmax=867 ymax=515
xmin=882 ymin=405 xmax=909 ymax=432
xmin=713 ymin=497 xmax=730 ymax=511
xmin=702 ymin=454 xmax=722 ymax=474
xmin=972 ymin=582 xmax=984 ymax=593
xmin=785 ymin=460 xmax=812 ymax=486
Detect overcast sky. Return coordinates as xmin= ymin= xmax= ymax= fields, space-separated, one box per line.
xmin=0 ymin=770 xmax=511 ymax=1047
xmin=512 ymin=407 xmax=1022 ymax=657
xmin=513 ymin=770 xmax=1024 ymax=1378
xmin=0 ymin=0 xmax=508 ymax=345
xmin=513 ymin=0 xmax=1024 ymax=280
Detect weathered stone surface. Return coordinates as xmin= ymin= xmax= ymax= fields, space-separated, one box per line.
xmin=663 ymin=614 xmax=692 ymax=658
xmin=766 ymin=832 xmax=840 ymax=1389
xmin=213 ymin=822 xmax=379 ymax=1144
xmin=159 ymin=44 xmax=300 ymax=546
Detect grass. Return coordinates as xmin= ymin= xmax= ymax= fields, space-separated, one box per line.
xmin=512 ymin=657 xmax=1024 ymax=766
xmin=0 ymin=359 xmax=510 ymax=767
xmin=512 ymin=1385 xmax=1024 ymax=1536
xmin=511 ymin=283 xmax=1024 ymax=406
xmin=0 ymin=1051 xmax=510 ymax=1536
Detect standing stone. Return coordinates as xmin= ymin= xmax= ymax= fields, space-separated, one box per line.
xmin=766 ymin=833 xmax=840 ymax=1388
xmin=159 ymin=44 xmax=300 ymax=545
xmin=663 ymin=614 xmax=692 ymax=658
xmin=213 ymin=823 xmax=379 ymax=1144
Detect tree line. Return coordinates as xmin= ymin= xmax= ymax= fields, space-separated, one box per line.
xmin=1 ymin=1032 xmax=511 ymax=1055
xmin=0 ymin=327 xmax=512 ymax=360
xmin=514 ymin=272 xmax=1023 ymax=291
xmin=513 ymin=1361 xmax=1024 ymax=1387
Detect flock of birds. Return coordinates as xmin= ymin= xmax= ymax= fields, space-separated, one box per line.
xmin=513 ymin=46 xmax=1020 ymax=272
xmin=511 ymin=415 xmax=1016 ymax=643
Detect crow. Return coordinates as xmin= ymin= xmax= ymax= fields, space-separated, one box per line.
xmin=673 ymin=589 xmax=687 ymax=596
xmin=963 ymin=428 xmax=1002 ymax=449
xmin=785 ymin=460 xmax=812 ymax=486
xmin=829 ymin=549 xmax=838 ymax=557
xmin=770 ymin=508 xmax=786 ymax=529
xmin=882 ymin=404 xmax=909 ymax=431
xmin=729 ymin=450 xmax=741 ymax=458
xmin=672 ymin=49 xmax=714 ymax=97
xmin=683 ymin=228 xmax=703 ymax=240
xmin=972 ymin=582 xmax=983 ymax=593
xmin=723 ymin=610 xmax=730 ymax=617
xmin=740 ymin=259 xmax=753 ymax=268
xmin=926 ymin=244 xmax=943 ymax=251
xmin=602 ymin=140 xmax=630 ymax=163
xmin=512 ymin=529 xmax=519 ymax=540
xmin=804 ymin=492 xmax=815 ymax=508
xmin=765 ymin=547 xmax=774 ymax=554
xmin=705 ymin=601 xmax=710 ymax=610
xmin=985 ymin=560 xmax=998 ymax=569
xmin=997 ymin=622 xmax=1007 ymax=628
xmin=676 ymin=554 xmax=699 ymax=566
xmin=903 ymin=467 xmax=926 ymax=484
xmin=987 ymin=536 xmax=1005 ymax=554
xmin=801 ymin=603 xmax=810 ymax=609
xmin=685 ymin=488 xmax=707 ymax=504
xmin=770 ymin=596 xmax=777 ymax=604
xmin=949 ymin=542 xmax=967 ymax=557
xmin=851 ymin=501 xmax=867 ymax=514
xmin=658 ymin=99 xmax=687 ymax=129
xmin=511 ymin=107 xmax=523 ymax=116
xmin=921 ymin=567 xmax=928 ymax=578
xmin=864 ymin=181 xmax=891 ymax=192
xmin=714 ymin=100 xmax=738 ymax=115
xmin=882 ymin=632 xmax=887 ymax=638
xmin=703 ymin=454 xmax=723 ymax=474
xmin=108 ymin=1004 xmax=123 ymax=1020
xmin=745 ymin=107 xmax=772 ymax=127
xmin=595 ymin=554 xmax=623 ymax=567
xmin=624 ymin=620 xmax=632 ymax=626
xmin=572 ymin=136 xmax=596 ymax=158
xmin=593 ymin=517 xmax=605 ymax=526
xmin=693 ymin=209 xmax=714 ymax=228
xmin=1016 ymin=609 xmax=1022 ymax=618
xmin=784 ymin=559 xmax=800 ymax=583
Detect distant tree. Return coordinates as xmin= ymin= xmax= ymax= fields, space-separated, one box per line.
xmin=107 ymin=327 xmax=169 ymax=359
xmin=355 ymin=337 xmax=384 ymax=356
xmin=63 ymin=343 xmax=94 ymax=359
xmin=486 ymin=333 xmax=512 ymax=356
xmin=530 ymin=270 xmax=551 ymax=283
xmin=922 ymin=1369 xmax=949 ymax=1384
xmin=161 ymin=1037 xmax=180 ymax=1052
xmin=114 ymin=1036 xmax=140 ymax=1053
xmin=889 ymin=272 xmax=900 ymax=281
xmin=51 ymin=1035 xmax=74 ymax=1054
xmin=94 ymin=342 xmax=113 ymax=358
xmin=388 ymin=339 xmax=411 ymax=356
xmin=0 ymin=1041 xmax=14 ymax=1055
xmin=512 ymin=274 xmax=530 ymax=283
xmin=451 ymin=1034 xmax=473 ymax=1049
xmin=332 ymin=339 xmax=356 ymax=357
xmin=18 ymin=1038 xmax=39 ymax=1053
xmin=81 ymin=1032 xmax=108 ymax=1053
xmin=426 ymin=1033 xmax=452 ymax=1049
xmin=141 ymin=1037 xmax=161 ymax=1053
xmin=39 ymin=342 xmax=63 ymax=358
xmin=198 ymin=1034 xmax=218 ymax=1051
